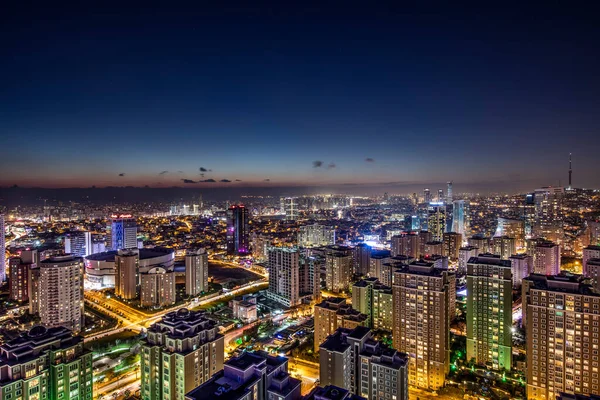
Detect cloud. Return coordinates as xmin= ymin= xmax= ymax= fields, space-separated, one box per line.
xmin=235 ymin=179 xmax=242 ymax=182
xmin=118 ymin=173 xmax=125 ymax=177
xmin=200 ymin=173 xmax=205 ymax=177
xmin=327 ymin=163 xmax=336 ymax=169
xmin=181 ymin=179 xmax=197 ymax=184
xmin=159 ymin=171 xmax=169 ymax=175
xmin=177 ymin=171 xmax=184 ymax=174
xmin=220 ymin=179 xmax=231 ymax=183
xmin=199 ymin=167 xmax=208 ymax=172
xmin=201 ymin=178 xmax=216 ymax=183
xmin=264 ymin=178 xmax=271 ymax=182
xmin=313 ymin=160 xmax=323 ymax=168
xmin=365 ymin=158 xmax=375 ymax=163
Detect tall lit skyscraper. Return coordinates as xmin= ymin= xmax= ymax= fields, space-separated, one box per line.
xmin=0 ymin=214 xmax=5 ymax=282
xmin=509 ymin=254 xmax=532 ymax=289
xmin=533 ymin=241 xmax=561 ymax=275
xmin=352 ymin=243 xmax=371 ymax=275
xmin=185 ymin=248 xmax=208 ymax=296
xmin=108 ymin=214 xmax=137 ymax=250
xmin=468 ymin=235 xmax=490 ymax=254
xmin=226 ymin=205 xmax=249 ymax=255
xmin=423 ymin=188 xmax=431 ymax=203
xmin=64 ymin=230 xmax=92 ymax=257
xmin=115 ymin=249 xmax=139 ymax=300
xmin=458 ymin=245 xmax=479 ymax=274
xmin=583 ymin=245 xmax=600 ymax=276
xmin=437 ymin=188 xmax=444 ymax=202
xmin=466 ymin=255 xmax=512 ymax=370
xmin=451 ymin=200 xmax=469 ymax=237
xmin=446 ymin=181 xmax=453 ymax=202
xmin=267 ymin=247 xmax=300 ymax=307
xmin=491 ymin=236 xmax=516 ymax=260
xmin=427 ymin=203 xmax=446 ymax=241
xmin=140 ymin=266 xmax=176 ymax=307
xmin=283 ymin=197 xmax=299 ymax=220
xmin=443 ymin=232 xmax=462 ymax=260
xmin=325 ymin=245 xmax=353 ymax=293
xmin=141 ymin=309 xmax=224 ymax=400
xmin=393 ymin=262 xmax=455 ymax=390
xmin=39 ymin=255 xmax=84 ymax=333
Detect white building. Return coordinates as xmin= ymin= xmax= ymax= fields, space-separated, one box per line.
xmin=583 ymin=245 xmax=600 ymax=277
xmin=64 ymin=231 xmax=92 ymax=257
xmin=267 ymin=247 xmax=300 ymax=307
xmin=533 ymin=241 xmax=561 ymax=275
xmin=458 ymin=246 xmax=479 ymax=274
xmin=509 ymin=254 xmax=532 ymax=289
xmin=39 ymin=255 xmax=84 ymax=333
xmin=185 ymin=248 xmax=208 ymax=296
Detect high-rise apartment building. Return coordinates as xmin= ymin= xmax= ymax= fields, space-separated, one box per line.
xmin=0 ymin=326 xmax=93 ymax=400
xmin=458 ymin=246 xmax=479 ymax=274
xmin=282 ymin=197 xmax=299 ymax=220
xmin=423 ymin=188 xmax=431 ymax=203
xmin=583 ymin=245 xmax=600 ymax=277
xmin=495 ymin=217 xmax=525 ymax=249
xmin=466 ymin=254 xmax=512 ymax=370
xmin=584 ymin=259 xmax=600 ymax=292
xmin=141 ymin=309 xmax=224 ymax=400
xmin=492 ymin=236 xmax=517 ymax=260
xmin=352 ymin=278 xmax=393 ymax=331
xmin=0 ymin=214 xmax=5 ymax=282
xmin=227 ymin=205 xmax=249 ymax=256
xmin=452 ymin=200 xmax=470 ymax=237
xmin=115 ymin=249 xmax=139 ymax=300
xmin=186 ymin=351 xmax=301 ymax=400
xmin=393 ymin=262 xmax=455 ymax=390
xmin=325 ymin=245 xmax=353 ymax=293
xmin=533 ymin=186 xmax=564 ymax=238
xmin=424 ymin=241 xmax=443 ymax=257
xmin=251 ymin=234 xmax=271 ymax=262
xmin=319 ymin=326 xmax=409 ymax=400
xmin=390 ymin=233 xmax=418 ymax=258
xmin=418 ymin=230 xmax=433 ymax=258
xmin=298 ymin=224 xmax=336 ymax=247
xmin=427 ymin=203 xmax=447 ymax=241
xmin=533 ymin=241 xmax=561 ymax=275
xmin=108 ymin=214 xmax=137 ymax=250
xmin=446 ymin=181 xmax=453 ymax=202
xmin=185 ymin=248 xmax=208 ymax=296
xmin=468 ymin=236 xmax=490 ymax=254
xmin=267 ymin=247 xmax=300 ymax=307
xmin=8 ymin=257 xmax=31 ymax=302
xmin=509 ymin=254 xmax=532 ymax=289
xmin=353 ymin=243 xmax=371 ymax=276
xmin=64 ymin=231 xmax=92 ymax=257
xmin=523 ymin=274 xmax=600 ymax=399
xmin=368 ymin=249 xmax=392 ymax=284
xmin=140 ymin=266 xmax=176 ymax=307
xmin=39 ymin=255 xmax=84 ymax=333
xmin=443 ymin=232 xmax=462 ymax=260
xmin=314 ymin=298 xmax=368 ymax=352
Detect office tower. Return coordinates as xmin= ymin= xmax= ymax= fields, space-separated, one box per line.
xmin=0 ymin=326 xmax=93 ymax=400
xmin=533 ymin=241 xmax=561 ymax=275
xmin=185 ymin=351 xmax=301 ymax=400
xmin=298 ymin=224 xmax=336 ymax=247
xmin=141 ymin=309 xmax=224 ymax=400
xmin=393 ymin=262 xmax=455 ymax=390
xmin=423 ymin=188 xmax=431 ymax=203
xmin=427 ymin=203 xmax=446 ymax=241
xmin=495 ymin=217 xmax=525 ymax=249
xmin=458 ymin=246 xmax=479 ymax=274
xmin=267 ymin=247 xmax=300 ymax=307
xmin=437 ymin=188 xmax=444 ymax=202
xmin=185 ymin=248 xmax=208 ymax=296
xmin=492 ymin=236 xmax=517 ymax=260
xmin=39 ymin=255 xmax=84 ymax=333
xmin=418 ymin=230 xmax=433 ymax=258
xmin=509 ymin=254 xmax=532 ymax=289
xmin=451 ymin=200 xmax=470 ymax=237
xmin=352 ymin=278 xmax=394 ymax=331
xmin=226 ymin=205 xmax=249 ymax=256
xmin=583 ymin=245 xmax=600 ymax=276
xmin=64 ymin=231 xmax=92 ymax=257
xmin=353 ymin=243 xmax=371 ymax=275
xmin=325 ymin=245 xmax=353 ymax=293
xmin=91 ymin=237 xmax=106 ymax=254
xmin=140 ymin=266 xmax=176 ymax=307
xmin=391 ymin=233 xmax=418 ymax=258
xmin=466 ymin=254 xmax=512 ymax=370
xmin=468 ymin=235 xmax=490 ymax=254
xmin=115 ymin=249 xmax=139 ymax=299
xmin=283 ymin=197 xmax=299 ymax=220
xmin=523 ymin=274 xmax=600 ymax=399
xmin=446 ymin=181 xmax=453 ymax=202
xmin=304 ymin=385 xmax=367 ymax=400
xmin=443 ymin=232 xmax=462 ymax=260
xmin=314 ymin=298 xmax=368 ymax=352
xmin=8 ymin=258 xmax=30 ymax=302
xmin=0 ymin=214 xmax=5 ymax=282
xmin=319 ymin=327 xmax=409 ymax=400
xmin=108 ymin=214 xmax=137 ymax=250
xmin=368 ymin=249 xmax=392 ymax=283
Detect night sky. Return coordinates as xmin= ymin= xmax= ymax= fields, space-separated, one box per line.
xmin=2 ymin=3 xmax=600 ymax=193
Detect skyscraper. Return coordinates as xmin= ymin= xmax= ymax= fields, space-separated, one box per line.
xmin=466 ymin=254 xmax=513 ymax=370
xmin=319 ymin=326 xmax=409 ymax=400
xmin=141 ymin=309 xmax=224 ymax=400
xmin=140 ymin=266 xmax=176 ymax=307
xmin=427 ymin=203 xmax=446 ymax=241
xmin=533 ymin=240 xmax=561 ymax=275
xmin=491 ymin=236 xmax=516 ymax=260
xmin=458 ymin=246 xmax=479 ymax=274
xmin=390 ymin=233 xmax=418 ymax=258
xmin=352 ymin=243 xmax=371 ymax=275
xmin=0 ymin=326 xmax=93 ymax=400
xmin=325 ymin=245 xmax=353 ymax=293
xmin=443 ymin=232 xmax=462 ymax=260
xmin=8 ymin=257 xmax=31 ymax=302
xmin=352 ymin=278 xmax=394 ymax=331
xmin=108 ymin=214 xmax=137 ymax=250
xmin=523 ymin=274 xmax=600 ymax=399
xmin=509 ymin=254 xmax=532 ymax=289
xmin=64 ymin=230 xmax=92 ymax=257
xmin=423 ymin=188 xmax=431 ymax=203
xmin=451 ymin=200 xmax=469 ymax=237
xmin=437 ymin=188 xmax=444 ymax=202
xmin=283 ymin=197 xmax=299 ymax=220
xmin=0 ymin=214 xmax=5 ymax=282
xmin=314 ymin=298 xmax=368 ymax=353
xmin=468 ymin=235 xmax=490 ymax=254
xmin=115 ymin=249 xmax=139 ymax=299
xmin=39 ymin=255 xmax=84 ymax=333
xmin=393 ymin=262 xmax=455 ymax=390
xmin=185 ymin=248 xmax=208 ymax=296
xmin=267 ymin=247 xmax=300 ymax=307
xmin=226 ymin=205 xmax=249 ymax=256
xmin=446 ymin=181 xmax=453 ymax=202
xmin=583 ymin=245 xmax=600 ymax=276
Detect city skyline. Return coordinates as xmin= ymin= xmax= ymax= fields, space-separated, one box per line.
xmin=3 ymin=3 xmax=600 ymax=190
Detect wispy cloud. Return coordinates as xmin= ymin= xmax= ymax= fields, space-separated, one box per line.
xmin=365 ymin=158 xmax=375 ymax=163
xmin=313 ymin=160 xmax=323 ymax=168
xmin=159 ymin=170 xmax=169 ymax=175
xmin=118 ymin=173 xmax=125 ymax=177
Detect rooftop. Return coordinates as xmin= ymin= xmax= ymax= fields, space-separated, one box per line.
xmin=467 ymin=254 xmax=511 ymax=267
xmin=86 ymin=247 xmax=174 ymax=262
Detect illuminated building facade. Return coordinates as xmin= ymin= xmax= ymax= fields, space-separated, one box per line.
xmin=427 ymin=203 xmax=446 ymax=241
xmin=298 ymin=223 xmax=336 ymax=247
xmin=314 ymin=298 xmax=368 ymax=353
xmin=533 ymin=241 xmax=561 ymax=275
xmin=185 ymin=248 xmax=208 ymax=296
xmin=64 ymin=231 xmax=92 ymax=257
xmin=108 ymin=214 xmax=137 ymax=250
xmin=226 ymin=205 xmax=249 ymax=256
xmin=325 ymin=245 xmax=353 ymax=293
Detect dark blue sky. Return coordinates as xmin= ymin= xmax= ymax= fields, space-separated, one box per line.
xmin=2 ymin=3 xmax=599 ymax=193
